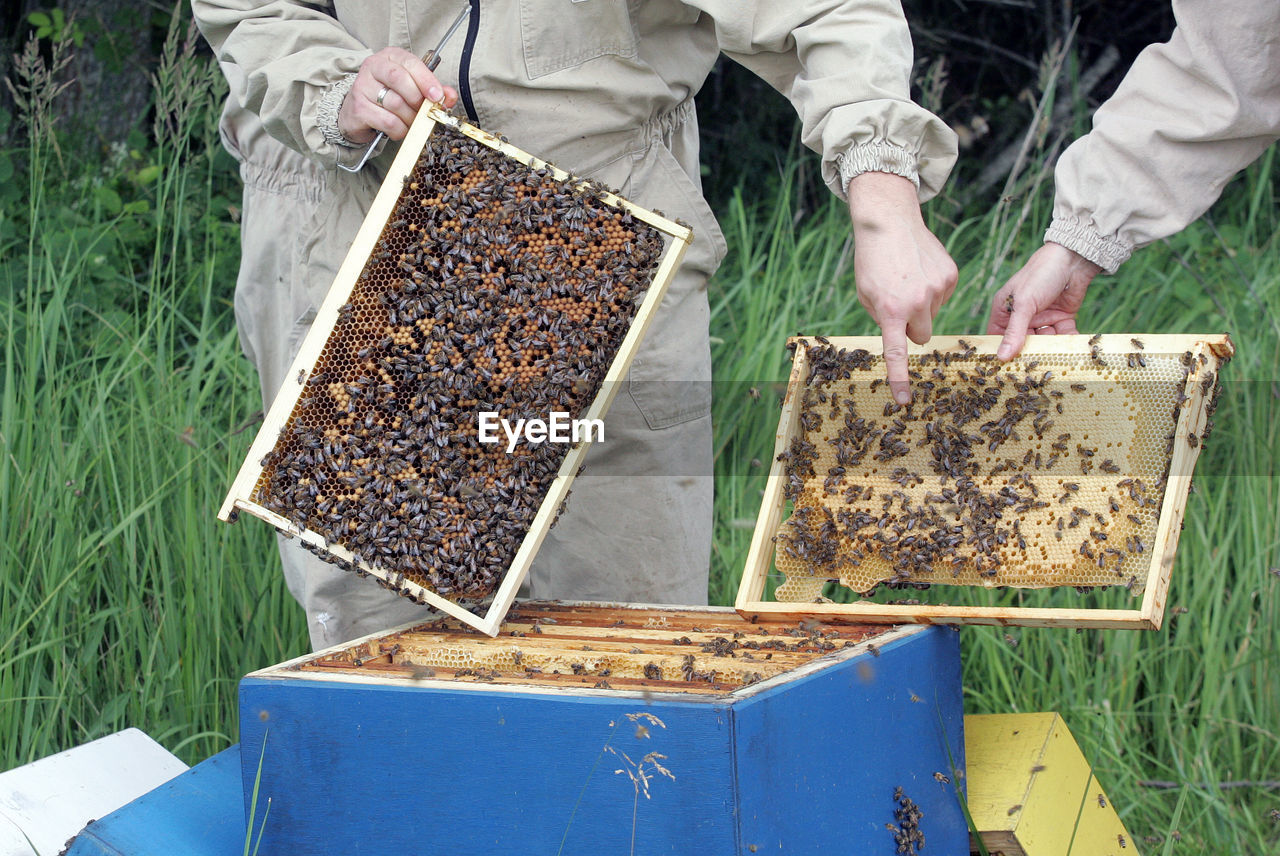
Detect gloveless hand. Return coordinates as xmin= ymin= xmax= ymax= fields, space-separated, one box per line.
xmin=987 ymin=242 xmax=1102 ymax=361
xmin=338 ymin=47 xmax=459 ymax=144
xmin=847 ymin=171 xmax=958 ymax=405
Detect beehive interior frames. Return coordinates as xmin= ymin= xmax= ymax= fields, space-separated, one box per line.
xmin=283 ymin=603 xmax=893 ymax=696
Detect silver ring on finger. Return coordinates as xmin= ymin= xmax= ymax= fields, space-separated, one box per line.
xmin=375 ymin=86 xmax=390 ymax=106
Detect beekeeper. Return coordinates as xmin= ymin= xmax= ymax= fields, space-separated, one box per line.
xmin=988 ymin=0 xmax=1279 ymax=358
xmin=194 ymin=1 xmax=959 ymax=649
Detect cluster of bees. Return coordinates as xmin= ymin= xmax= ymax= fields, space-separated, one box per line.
xmin=776 ymin=339 xmax=1218 ymax=594
xmin=255 ymin=124 xmax=664 ymax=601
xmin=889 ymin=786 xmax=925 ymax=854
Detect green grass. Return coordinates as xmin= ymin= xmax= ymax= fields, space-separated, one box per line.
xmin=0 ymin=22 xmax=307 ymax=771
xmin=1 ymin=25 xmax=1277 ymax=853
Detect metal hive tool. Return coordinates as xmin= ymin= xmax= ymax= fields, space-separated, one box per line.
xmin=219 ymin=105 xmax=692 ymax=636
xmin=737 ymin=334 xmax=1233 ymax=630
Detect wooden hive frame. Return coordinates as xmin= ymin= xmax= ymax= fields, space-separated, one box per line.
xmin=249 ymin=601 xmax=908 ymax=699
xmin=736 ymin=333 xmax=1233 ymax=630
xmin=219 ymin=104 xmax=692 ymax=637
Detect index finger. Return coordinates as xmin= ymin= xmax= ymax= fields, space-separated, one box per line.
xmin=881 ymin=321 xmax=912 ymax=406
xmin=997 ymin=292 xmax=1036 ymax=362
xmin=381 ymin=47 xmax=446 ymax=105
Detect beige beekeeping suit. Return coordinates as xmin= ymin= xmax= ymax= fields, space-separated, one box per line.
xmin=1046 ymin=0 xmax=1280 ymax=273
xmin=193 ymin=0 xmax=957 ymax=649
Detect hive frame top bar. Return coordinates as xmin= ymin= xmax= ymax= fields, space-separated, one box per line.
xmin=736 ymin=333 xmax=1233 ymax=630
xmin=218 ymin=104 xmax=692 ymax=637
xmin=247 ymin=601 xmax=927 ymax=702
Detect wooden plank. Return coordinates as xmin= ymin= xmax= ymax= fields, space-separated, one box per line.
xmin=251 ymin=603 xmax=916 ymax=704
xmin=965 ymin=713 xmax=1137 ymax=855
xmin=739 ymin=601 xmax=1149 ymax=630
xmin=219 ymin=103 xmax=693 ymax=637
xmin=284 ymin=602 xmax=896 ymax=695
xmin=249 ymin=601 xmax=865 ymax=678
xmin=736 ymin=333 xmax=1232 ymax=630
xmin=1140 ymin=340 xmax=1228 ymax=628
xmin=735 ymin=345 xmax=809 ymax=609
xmin=794 ymin=333 xmax=1224 ymax=358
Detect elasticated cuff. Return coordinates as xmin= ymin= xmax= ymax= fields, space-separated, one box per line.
xmin=317 ymin=72 xmax=361 ymax=149
xmin=1044 ymin=218 xmax=1132 ymax=275
xmin=836 ymin=142 xmax=921 ymax=196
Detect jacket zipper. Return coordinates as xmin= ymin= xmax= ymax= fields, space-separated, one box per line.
xmin=459 ymin=0 xmax=481 ymax=123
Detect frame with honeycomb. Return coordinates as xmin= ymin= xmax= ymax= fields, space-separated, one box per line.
xmin=219 ymin=105 xmax=692 ymax=637
xmin=266 ymin=601 xmax=897 ymax=696
xmin=736 ymin=334 xmax=1233 ymax=629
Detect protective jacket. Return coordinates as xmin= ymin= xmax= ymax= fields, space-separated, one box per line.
xmin=193 ymin=0 xmax=957 ymax=648
xmin=1047 ymin=0 xmax=1280 ymax=273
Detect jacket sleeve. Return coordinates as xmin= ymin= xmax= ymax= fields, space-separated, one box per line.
xmin=191 ymin=0 xmax=373 ymax=168
xmin=696 ymin=0 xmax=957 ymax=202
xmin=1047 ymin=0 xmax=1280 ymax=273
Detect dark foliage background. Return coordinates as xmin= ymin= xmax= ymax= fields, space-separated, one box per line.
xmin=698 ymin=1 xmax=1176 ymax=209
xmin=1 ymin=1 xmax=1177 ymax=211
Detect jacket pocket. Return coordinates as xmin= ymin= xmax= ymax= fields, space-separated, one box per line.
xmin=520 ymin=0 xmax=637 ymax=79
xmin=623 ymin=144 xmax=718 ymax=430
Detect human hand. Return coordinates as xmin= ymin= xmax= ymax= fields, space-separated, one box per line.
xmin=847 ymin=172 xmax=958 ymax=405
xmin=987 ymin=242 xmax=1101 ymax=361
xmin=338 ymin=47 xmax=459 ymax=144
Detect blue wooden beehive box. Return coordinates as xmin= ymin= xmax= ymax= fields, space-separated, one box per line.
xmin=239 ymin=603 xmax=966 ymax=854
